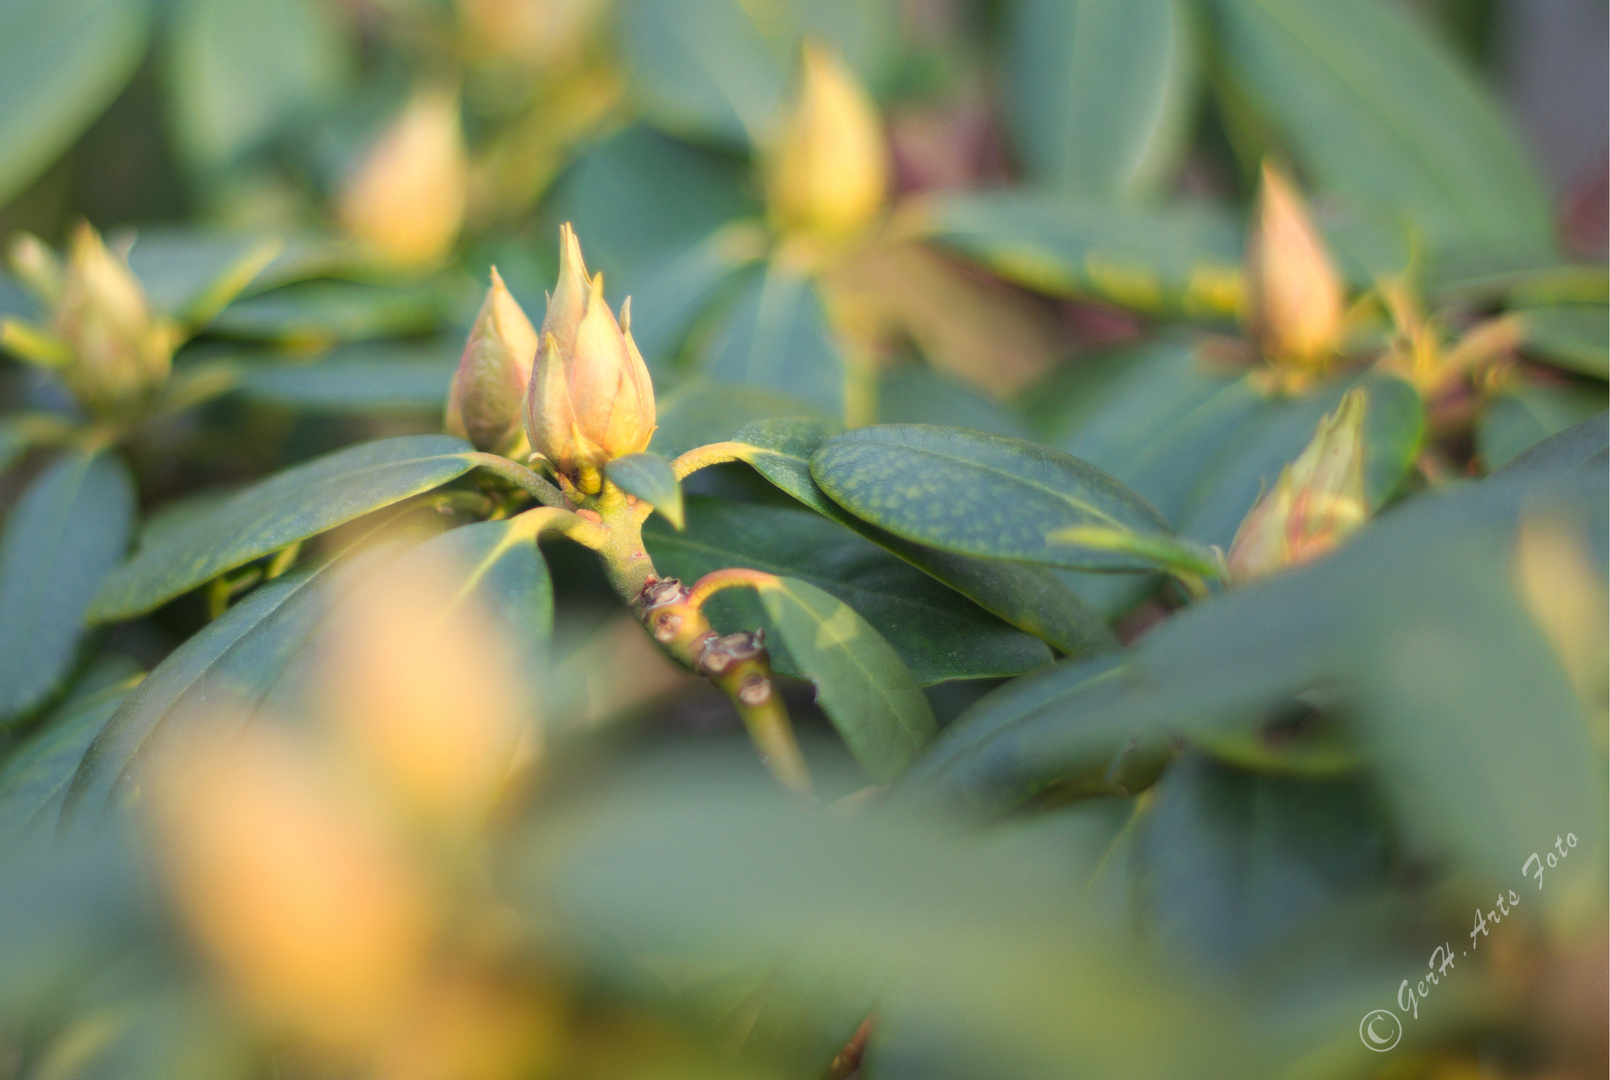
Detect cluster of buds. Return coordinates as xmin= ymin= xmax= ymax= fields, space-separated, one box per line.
xmin=1244 ymin=162 xmax=1346 ymax=377
xmin=1 ymin=222 xmax=177 ymax=417
xmin=1227 ymin=388 xmax=1369 ymax=581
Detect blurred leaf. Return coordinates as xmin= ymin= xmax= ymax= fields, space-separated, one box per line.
xmin=650 ymin=379 xmax=825 ymax=458
xmin=607 ymin=452 xmax=684 ymax=529
xmin=810 ymin=424 xmax=1191 ymax=574
xmin=1003 ymin=0 xmax=1195 ymax=200
xmin=732 ymin=418 xmax=1116 ymax=655
xmin=89 ymin=435 xmax=477 ymax=621
xmin=1477 ymin=381 xmax=1608 ymax=471
xmin=122 ymin=229 xmax=363 ymax=313
xmin=704 ymin=261 xmax=846 ymax=417
xmin=167 ymin=0 xmax=350 ymax=172
xmin=227 ymin=340 xmax=459 ymax=414
xmin=878 ymin=365 xmax=1034 ymax=439
xmin=207 ymin=279 xmax=442 ymax=346
xmin=1427 ymin=254 xmax=1608 ymax=308
xmin=617 ymin=0 xmax=897 ymax=147
xmin=0 ymin=450 xmax=135 ymax=722
xmin=919 ymin=191 xmax=1242 ymax=314
xmin=1515 ymin=305 xmax=1609 ymax=379
xmin=0 ymin=0 xmax=152 ymax=206
xmin=1494 ymin=413 xmax=1608 ymax=476
xmin=1204 ymin=0 xmax=1552 ymax=253
xmin=645 ymin=497 xmax=1054 ymax=685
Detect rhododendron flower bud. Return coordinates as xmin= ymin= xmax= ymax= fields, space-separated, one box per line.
xmin=522 ymin=225 xmax=655 ymax=488
xmin=445 ymin=267 xmax=538 ymax=455
xmin=54 ymin=221 xmax=175 ymax=412
xmin=765 ymin=42 xmax=887 ymax=243
xmin=337 ymin=87 xmax=468 ymax=267
xmin=1245 ymin=162 xmax=1345 ymax=369
xmin=1228 ymin=388 xmax=1368 ymax=580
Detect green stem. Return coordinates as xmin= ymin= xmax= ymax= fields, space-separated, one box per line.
xmin=467 ymin=453 xmax=570 ymax=508
xmin=670 ymin=440 xmax=749 ymax=480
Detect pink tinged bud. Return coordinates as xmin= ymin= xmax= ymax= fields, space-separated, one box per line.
xmin=54 ymin=221 xmax=174 ymax=412
xmin=1227 ymin=388 xmax=1369 ymax=581
xmin=1245 ymin=162 xmax=1345 ymax=368
xmin=445 ymin=267 xmax=539 ymax=454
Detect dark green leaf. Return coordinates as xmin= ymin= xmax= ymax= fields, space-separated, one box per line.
xmin=89 ymin=435 xmax=478 ymax=621
xmin=0 ymin=451 xmax=135 ymax=722
xmin=229 ymin=340 xmax=460 ymax=413
xmin=644 ymin=497 xmax=1053 ymax=685
xmin=1494 ymin=413 xmax=1608 ymax=476
xmin=1003 ymin=0 xmax=1195 ymax=200
xmin=1516 ymin=305 xmax=1609 ymax=379
xmin=0 ymin=0 xmax=151 ymax=206
xmin=810 ymin=424 xmax=1183 ymax=573
xmin=878 ymin=365 xmax=1035 ymax=440
xmin=650 ymin=380 xmax=825 ymax=459
xmin=704 ymin=261 xmax=846 ymax=417
xmin=208 ymin=279 xmax=442 ymax=344
xmin=606 ymin=452 xmax=684 ymax=529
xmin=1204 ymin=0 xmax=1552 ymax=253
xmin=1477 ymin=382 xmax=1608 ymax=471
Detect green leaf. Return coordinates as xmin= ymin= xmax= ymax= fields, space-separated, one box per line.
xmin=123 ymin=228 xmax=369 ymax=311
xmin=919 ymin=191 xmax=1242 ymax=314
xmin=878 ymin=365 xmax=1035 ymax=440
xmin=810 ymin=424 xmax=1179 ymax=573
xmin=1494 ymin=413 xmax=1607 ymax=476
xmin=88 ymin=435 xmax=478 ymax=621
xmin=0 ymin=0 xmax=152 ymax=206
xmin=228 ymin=340 xmax=460 ymax=414
xmin=644 ymin=497 xmax=1053 ymax=685
xmin=703 ymin=261 xmax=846 ymax=417
xmin=1003 ymin=0 xmax=1195 ymax=200
xmin=1516 ymin=305 xmax=1609 ymax=379
xmin=166 ymin=0 xmax=350 ymax=172
xmin=0 ymin=451 xmax=136 ymax=722
xmin=1203 ymin=0 xmax=1553 ymax=253
xmin=650 ymin=380 xmax=825 ymax=459
xmin=755 ymin=576 xmax=937 ymax=783
xmin=208 ymin=279 xmax=442 ymax=345
xmin=1477 ymin=382 xmax=1608 ymax=471
xmin=729 ymin=418 xmax=1116 ymax=655
xmin=606 ymin=452 xmax=684 ymax=530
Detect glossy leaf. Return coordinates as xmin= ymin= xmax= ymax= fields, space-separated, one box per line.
xmin=0 ymin=451 xmax=136 ymax=722
xmin=89 ymin=435 xmax=478 ymax=621
xmin=703 ymin=261 xmax=846 ymax=417
xmin=1004 ymin=0 xmax=1195 ymax=200
xmin=810 ymin=424 xmax=1181 ymax=573
xmin=645 ymin=497 xmax=1054 ymax=685
xmin=1204 ymin=0 xmax=1552 ymax=253
xmin=606 ymin=452 xmax=684 ymax=529
xmin=0 ymin=0 xmax=151 ymax=206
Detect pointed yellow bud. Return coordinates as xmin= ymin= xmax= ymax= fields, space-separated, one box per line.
xmin=337 ymin=88 xmax=468 ymax=267
xmin=7 ymin=232 xmax=63 ymax=304
xmin=522 ymin=226 xmax=656 ymax=484
xmin=765 ymin=42 xmax=888 ymax=243
xmin=53 ymin=221 xmax=175 ymax=413
xmin=1245 ymin=162 xmax=1345 ymax=369
xmin=445 ymin=268 xmax=539 ymax=454
xmin=1227 ymin=388 xmax=1369 ymax=581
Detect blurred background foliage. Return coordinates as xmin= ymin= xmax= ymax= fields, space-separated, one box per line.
xmin=0 ymin=0 xmax=1606 ymax=1078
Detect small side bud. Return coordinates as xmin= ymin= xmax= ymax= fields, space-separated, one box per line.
xmin=7 ymin=232 xmax=63 ymax=305
xmin=54 ymin=221 xmax=175 ymax=412
xmin=1245 ymin=162 xmax=1345 ymax=370
xmin=1227 ymin=389 xmax=1369 ymax=581
xmin=445 ymin=268 xmax=539 ymax=454
xmin=337 ymin=87 xmax=468 ymax=267
xmin=764 ymin=42 xmax=887 ymax=243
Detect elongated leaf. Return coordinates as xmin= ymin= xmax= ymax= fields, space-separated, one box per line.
xmin=1494 ymin=413 xmax=1608 ymax=476
xmin=89 ymin=435 xmax=478 ymax=621
xmin=606 ymin=452 xmax=684 ymax=529
xmin=1476 ymin=382 xmax=1607 ymax=472
xmin=0 ymin=0 xmax=151 ymax=205
xmin=811 ymin=425 xmax=1178 ymax=573
xmin=729 ymin=418 xmax=1115 ymax=655
xmin=0 ymin=451 xmax=135 ymax=722
xmin=228 ymin=341 xmax=460 ymax=413
xmin=1204 ymin=0 xmax=1552 ymax=253
xmin=919 ymin=191 xmax=1242 ymax=314
xmin=1516 ymin=305 xmax=1609 ymax=379
xmin=749 ymin=577 xmax=934 ymax=782
xmin=167 ymin=0 xmax=350 ymax=172
xmin=650 ymin=380 xmax=825 ymax=459
xmin=704 ymin=261 xmax=846 ymax=417
xmin=208 ymin=280 xmax=441 ymax=344
xmin=1004 ymin=0 xmax=1194 ymax=200
xmin=645 ymin=497 xmax=1053 ymax=685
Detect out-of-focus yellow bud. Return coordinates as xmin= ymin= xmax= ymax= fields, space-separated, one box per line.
xmin=337 ymin=88 xmax=468 ymax=267
xmin=445 ymin=267 xmax=539 ymax=455
xmin=1245 ymin=162 xmax=1345 ymax=369
xmin=148 ymin=723 xmax=435 ymax=1051
xmin=456 ymin=0 xmax=604 ymax=70
xmin=523 ymin=225 xmax=655 ymax=489
xmin=7 ymin=232 xmax=63 ymax=304
xmin=54 ymin=221 xmax=176 ymax=412
xmin=765 ymin=42 xmax=888 ymax=244
xmin=1227 ymin=388 xmax=1368 ymax=581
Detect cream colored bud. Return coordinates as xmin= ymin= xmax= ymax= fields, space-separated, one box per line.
xmin=765 ymin=42 xmax=888 ymax=242
xmin=338 ymin=88 xmax=468 ymax=267
xmin=1245 ymin=162 xmax=1345 ymax=368
xmin=54 ymin=221 xmax=174 ymax=412
xmin=445 ymin=267 xmax=538 ymax=454
xmin=1227 ymin=388 xmax=1368 ymax=581
xmin=523 ymin=226 xmax=655 ymax=486
xmin=7 ymin=232 xmax=63 ymax=304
